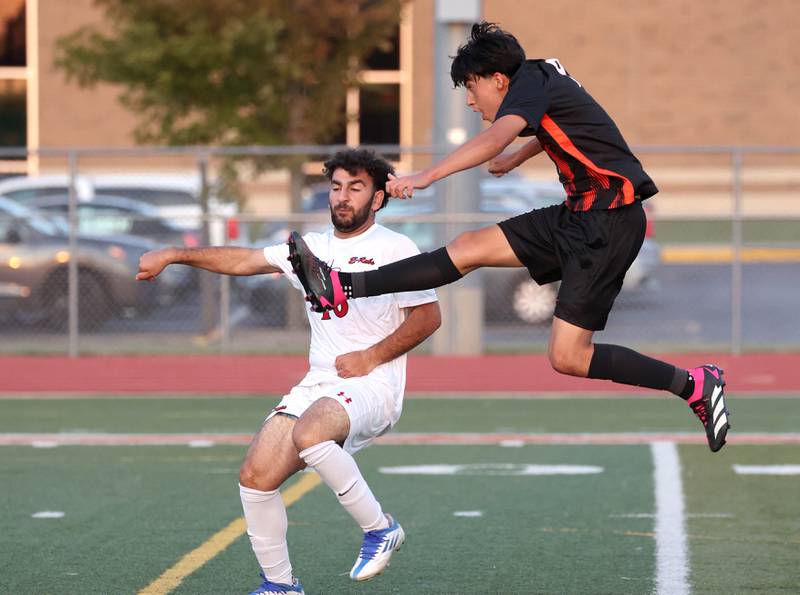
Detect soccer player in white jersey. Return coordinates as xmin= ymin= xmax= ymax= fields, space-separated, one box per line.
xmin=136 ymin=148 xmax=441 ymax=595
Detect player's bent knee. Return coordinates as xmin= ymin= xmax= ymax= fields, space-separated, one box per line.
xmin=448 ymin=231 xmax=481 ymax=270
xmin=239 ymin=461 xmax=263 ymax=490
xmin=239 ymin=459 xmax=283 ymax=492
xmin=292 ymin=422 xmax=322 ymax=453
xmin=548 ymin=348 xmax=583 ymax=377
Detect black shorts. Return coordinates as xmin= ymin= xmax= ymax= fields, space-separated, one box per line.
xmin=497 ymin=201 xmax=646 ymax=331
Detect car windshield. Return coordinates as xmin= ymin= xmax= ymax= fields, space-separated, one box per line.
xmin=1 ymin=186 xmax=70 ymax=204
xmin=0 ymin=198 xmax=67 ymax=236
xmin=94 ymin=187 xmax=197 ymax=206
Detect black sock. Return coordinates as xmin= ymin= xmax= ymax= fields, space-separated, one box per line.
xmin=676 ymin=371 xmax=695 ymax=400
xmin=588 ymin=344 xmax=690 ymax=397
xmin=345 ymin=247 xmax=463 ymax=298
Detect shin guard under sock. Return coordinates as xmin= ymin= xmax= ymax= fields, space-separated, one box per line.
xmin=588 ymin=343 xmax=691 ymax=396
xmin=299 ymin=440 xmax=388 ymax=532
xmin=346 ymin=247 xmax=462 ymax=298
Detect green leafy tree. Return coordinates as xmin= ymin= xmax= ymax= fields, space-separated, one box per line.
xmin=55 ymin=0 xmax=404 ymax=146
xmin=56 ymin=0 xmax=403 ymax=333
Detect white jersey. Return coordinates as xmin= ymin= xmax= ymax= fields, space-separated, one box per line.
xmin=262 ymin=224 xmax=437 ymax=419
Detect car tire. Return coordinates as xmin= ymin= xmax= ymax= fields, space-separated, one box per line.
xmin=43 ymin=269 xmax=113 ymax=331
xmin=511 ymin=279 xmax=557 ymax=324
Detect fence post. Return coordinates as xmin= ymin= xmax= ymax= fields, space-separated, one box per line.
xmin=730 ymin=150 xmax=743 ymax=355
xmin=197 ymin=151 xmax=219 ymax=339
xmin=67 ymin=150 xmax=79 ymax=358
xmin=431 ymin=1 xmax=483 ymax=355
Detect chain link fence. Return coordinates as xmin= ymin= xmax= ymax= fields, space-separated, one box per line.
xmin=1 ymin=145 xmax=798 ymax=356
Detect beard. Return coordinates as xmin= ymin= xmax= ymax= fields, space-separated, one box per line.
xmin=330 ymin=200 xmax=373 ymax=233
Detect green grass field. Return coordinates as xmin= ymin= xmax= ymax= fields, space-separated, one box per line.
xmin=1 ymin=396 xmax=799 ymax=594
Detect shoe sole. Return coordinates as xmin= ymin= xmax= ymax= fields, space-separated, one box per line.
xmin=707 ymin=366 xmax=730 ymax=453
xmin=287 ymin=232 xmax=325 ymax=312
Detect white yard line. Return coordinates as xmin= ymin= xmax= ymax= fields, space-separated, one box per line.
xmin=733 ymin=465 xmax=800 ymax=475
xmin=651 ymin=442 xmax=690 ymax=595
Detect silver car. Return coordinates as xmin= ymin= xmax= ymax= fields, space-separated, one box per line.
xmin=0 ymin=197 xmax=190 ymax=330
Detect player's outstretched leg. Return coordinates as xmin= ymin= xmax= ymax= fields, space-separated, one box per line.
xmin=349 ymin=513 xmax=406 ymax=581
xmin=288 ymin=231 xmax=466 ymax=309
xmin=287 ymin=231 xmax=348 ymax=311
xmin=248 ymin=572 xmax=304 ymax=595
xmin=686 ymin=364 xmax=730 ymax=452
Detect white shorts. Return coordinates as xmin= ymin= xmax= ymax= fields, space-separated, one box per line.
xmin=266 ymin=377 xmax=398 ymax=454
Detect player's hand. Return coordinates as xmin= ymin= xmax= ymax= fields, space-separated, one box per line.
xmin=136 ymin=249 xmax=172 ymax=281
xmin=386 ymin=172 xmax=431 ymax=199
xmin=487 ymin=152 xmax=520 ymax=177
xmin=335 ymin=350 xmax=378 ymax=378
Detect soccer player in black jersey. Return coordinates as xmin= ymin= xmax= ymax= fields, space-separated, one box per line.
xmin=289 ymin=22 xmax=730 ymax=452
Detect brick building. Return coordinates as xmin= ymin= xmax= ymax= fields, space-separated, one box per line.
xmin=1 ymin=0 xmax=798 ymax=214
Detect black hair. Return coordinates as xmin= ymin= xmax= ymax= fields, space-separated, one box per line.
xmin=450 ymin=21 xmax=526 ymax=88
xmin=323 ymin=148 xmax=395 ymax=209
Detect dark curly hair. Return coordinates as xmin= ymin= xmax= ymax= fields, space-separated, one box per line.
xmin=450 ymin=22 xmax=526 ymax=88
xmin=323 ymin=148 xmax=395 ymax=209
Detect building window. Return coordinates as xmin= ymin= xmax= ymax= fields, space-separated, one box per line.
xmin=1 ymin=0 xmax=26 ymax=67
xmin=0 ymin=79 xmax=26 ymax=148
xmin=359 ymin=84 xmax=400 ymax=146
xmin=1 ymin=0 xmax=26 ymax=159
xmin=365 ymin=26 xmax=399 ymax=71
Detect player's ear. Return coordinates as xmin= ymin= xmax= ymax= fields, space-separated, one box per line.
xmin=371 ymin=189 xmax=385 ymax=211
xmin=493 ymin=72 xmax=507 ymax=90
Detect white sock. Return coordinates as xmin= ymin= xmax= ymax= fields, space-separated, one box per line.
xmin=299 ymin=440 xmax=389 ymax=532
xmin=239 ymin=483 xmax=294 ymax=585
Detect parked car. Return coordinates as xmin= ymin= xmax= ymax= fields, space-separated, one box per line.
xmin=0 ymin=197 xmax=190 ymax=330
xmin=27 ymin=194 xmax=201 ymax=247
xmin=0 ymin=173 xmax=238 ymax=244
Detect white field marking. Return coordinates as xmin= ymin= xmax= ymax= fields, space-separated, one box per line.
xmin=188 ymin=440 xmax=215 ymax=448
xmin=32 ymin=511 xmax=64 ymax=519
xmin=3 ymin=432 xmax=800 ymax=446
xmin=453 ymin=511 xmax=483 ymax=517
xmin=499 ymin=440 xmax=525 ymax=447
xmin=378 ymin=464 xmax=603 ymax=476
xmin=651 ymin=442 xmax=689 ymax=595
xmin=733 ymin=465 xmax=800 ymax=475
xmin=611 ymin=512 xmax=732 ymax=519
xmin=32 ymin=441 xmax=59 ymax=448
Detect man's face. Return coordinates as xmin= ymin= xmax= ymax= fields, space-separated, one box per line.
xmin=465 ymin=74 xmax=508 ymax=122
xmin=328 ymin=168 xmax=381 ymax=234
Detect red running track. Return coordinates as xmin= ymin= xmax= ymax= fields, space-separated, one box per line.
xmin=0 ymin=354 xmax=798 ymax=395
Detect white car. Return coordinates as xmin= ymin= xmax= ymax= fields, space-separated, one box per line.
xmin=0 ymin=173 xmax=238 ymax=245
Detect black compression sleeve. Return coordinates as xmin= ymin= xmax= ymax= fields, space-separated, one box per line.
xmin=351 ymin=247 xmax=463 ymax=298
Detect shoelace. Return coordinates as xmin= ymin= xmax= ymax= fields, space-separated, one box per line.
xmin=691 ymin=401 xmax=708 ymax=425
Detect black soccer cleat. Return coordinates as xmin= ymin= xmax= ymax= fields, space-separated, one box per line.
xmin=687 ymin=364 xmax=730 ymax=452
xmin=287 ymin=231 xmax=348 ymax=312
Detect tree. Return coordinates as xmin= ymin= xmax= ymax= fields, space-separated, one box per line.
xmin=56 ymin=0 xmax=404 ymax=333
xmin=55 ymin=0 xmax=404 ymax=147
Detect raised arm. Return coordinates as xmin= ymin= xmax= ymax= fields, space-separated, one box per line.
xmin=136 ymin=246 xmax=280 ymax=281
xmin=386 ymin=114 xmax=528 ymax=198
xmin=334 ymin=301 xmax=442 ymax=378
xmin=487 ymin=137 xmax=544 ymax=177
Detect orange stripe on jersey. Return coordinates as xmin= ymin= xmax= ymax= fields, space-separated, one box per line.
xmin=540 ymin=115 xmax=634 ymax=209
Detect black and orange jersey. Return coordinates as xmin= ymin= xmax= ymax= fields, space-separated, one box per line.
xmin=495 ymin=59 xmax=658 ymax=211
